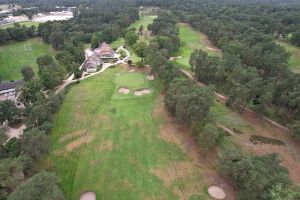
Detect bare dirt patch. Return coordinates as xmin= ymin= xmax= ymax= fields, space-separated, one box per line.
xmin=134 ymin=88 xmax=151 ymax=96
xmin=147 ymin=75 xmax=154 ymax=80
xmin=208 ymin=185 xmax=226 ymax=199
xmin=89 ymin=160 xmax=98 ymax=166
xmin=80 ymin=191 xmax=96 ymax=200
xmin=118 ymin=87 xmax=130 ymax=94
xmin=151 ymin=161 xmax=195 ymax=186
xmin=129 ymin=68 xmax=136 ymax=72
xmin=66 ymin=134 xmax=95 ymax=152
xmin=95 ymin=140 xmax=114 ymax=152
xmin=59 ymin=130 xmax=86 ymax=143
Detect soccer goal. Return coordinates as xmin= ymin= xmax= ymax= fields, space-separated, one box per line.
xmin=24 ymin=44 xmax=32 ymax=54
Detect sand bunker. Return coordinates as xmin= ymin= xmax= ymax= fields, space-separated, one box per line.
xmin=208 ymin=185 xmax=226 ymax=199
xmin=134 ymin=88 xmax=151 ymax=96
xmin=147 ymin=75 xmax=154 ymax=80
xmin=80 ymin=191 xmax=96 ymax=200
xmin=129 ymin=68 xmax=136 ymax=72
xmin=118 ymin=87 xmax=130 ymax=94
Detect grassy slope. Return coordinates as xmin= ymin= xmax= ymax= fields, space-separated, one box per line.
xmin=50 ymin=67 xmax=210 ymax=200
xmin=0 ymin=37 xmax=56 ymax=80
xmin=276 ymin=40 xmax=300 ymax=73
xmin=0 ymin=21 xmax=40 ymax=29
xmin=176 ymin=23 xmax=221 ymax=68
xmin=129 ymin=15 xmax=157 ymax=30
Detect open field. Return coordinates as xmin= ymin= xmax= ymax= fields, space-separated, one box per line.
xmin=0 ymin=21 xmax=40 ymax=29
xmin=130 ymin=15 xmax=157 ymax=30
xmin=49 ymin=66 xmax=215 ymax=200
xmin=276 ymin=40 xmax=300 ymax=73
xmin=0 ymin=4 xmax=9 ymax=9
xmin=175 ymin=23 xmax=222 ymax=68
xmin=0 ymin=37 xmax=56 ymax=80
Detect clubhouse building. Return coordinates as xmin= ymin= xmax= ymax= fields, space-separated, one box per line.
xmin=0 ymin=81 xmax=24 ymax=107
xmin=83 ymin=42 xmax=119 ymax=73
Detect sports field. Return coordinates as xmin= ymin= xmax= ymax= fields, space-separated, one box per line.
xmin=0 ymin=21 xmax=40 ymax=29
xmin=0 ymin=37 xmax=56 ymax=80
xmin=276 ymin=40 xmax=300 ymax=73
xmin=175 ymin=23 xmax=222 ymax=67
xmin=50 ymin=67 xmax=212 ymax=200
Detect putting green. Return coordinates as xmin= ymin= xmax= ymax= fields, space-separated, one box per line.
xmin=114 ymin=72 xmax=145 ymax=88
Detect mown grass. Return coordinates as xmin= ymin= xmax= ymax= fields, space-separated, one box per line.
xmin=276 ymin=40 xmax=300 ymax=73
xmin=175 ymin=23 xmax=221 ymax=68
xmin=0 ymin=21 xmax=40 ymax=29
xmin=0 ymin=37 xmax=56 ymax=80
xmin=49 ymin=67 xmax=211 ymax=200
xmin=130 ymin=15 xmax=157 ymax=30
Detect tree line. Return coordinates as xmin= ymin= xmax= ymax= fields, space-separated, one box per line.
xmin=0 ymin=23 xmax=36 ymax=43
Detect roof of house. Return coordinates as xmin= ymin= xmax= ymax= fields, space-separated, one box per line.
xmin=0 ymin=80 xmax=24 ymax=91
xmin=94 ymin=42 xmax=114 ymax=57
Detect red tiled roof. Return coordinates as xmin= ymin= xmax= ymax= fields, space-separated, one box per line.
xmin=94 ymin=42 xmax=114 ymax=57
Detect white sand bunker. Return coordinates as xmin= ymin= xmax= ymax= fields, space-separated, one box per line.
xmin=80 ymin=191 xmax=96 ymax=200
xmin=134 ymin=88 xmax=151 ymax=96
xmin=147 ymin=75 xmax=154 ymax=80
xmin=129 ymin=68 xmax=136 ymax=72
xmin=208 ymin=185 xmax=226 ymax=199
xmin=118 ymin=87 xmax=130 ymax=94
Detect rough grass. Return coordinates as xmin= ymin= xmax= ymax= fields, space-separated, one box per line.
xmin=130 ymin=15 xmax=157 ymax=30
xmin=276 ymin=40 xmax=300 ymax=73
xmin=175 ymin=23 xmax=221 ymax=68
xmin=0 ymin=37 xmax=56 ymax=80
xmin=49 ymin=67 xmax=210 ymax=200
xmin=0 ymin=21 xmax=40 ymax=29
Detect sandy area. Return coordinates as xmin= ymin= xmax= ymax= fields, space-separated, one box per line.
xmin=208 ymin=186 xmax=226 ymax=199
xmin=134 ymin=88 xmax=151 ymax=96
xmin=80 ymin=191 xmax=96 ymax=200
xmin=5 ymin=124 xmax=26 ymax=141
xmin=129 ymin=68 xmax=136 ymax=72
xmin=147 ymin=75 xmax=154 ymax=80
xmin=118 ymin=87 xmax=130 ymax=94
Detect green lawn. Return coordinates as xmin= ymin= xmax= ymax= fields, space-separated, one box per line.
xmin=111 ymin=38 xmax=124 ymax=49
xmin=0 ymin=37 xmax=56 ymax=80
xmin=175 ymin=23 xmax=222 ymax=68
xmin=276 ymin=40 xmax=300 ymax=73
xmin=130 ymin=15 xmax=157 ymax=30
xmin=0 ymin=21 xmax=40 ymax=29
xmin=49 ymin=67 xmax=211 ymax=200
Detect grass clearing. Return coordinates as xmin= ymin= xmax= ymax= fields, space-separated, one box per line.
xmin=0 ymin=21 xmax=40 ymax=29
xmin=0 ymin=37 xmax=56 ymax=80
xmin=49 ymin=67 xmax=212 ymax=200
xmin=276 ymin=40 xmax=300 ymax=73
xmin=130 ymin=15 xmax=157 ymax=30
xmin=175 ymin=23 xmax=222 ymax=68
